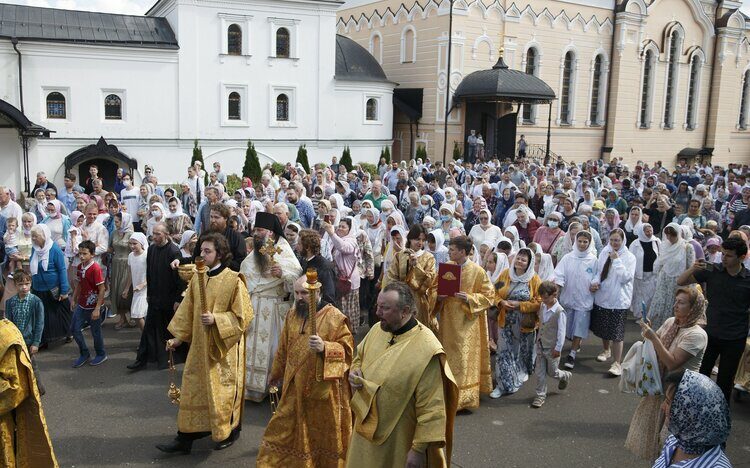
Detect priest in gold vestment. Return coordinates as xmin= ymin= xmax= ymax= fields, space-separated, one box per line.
xmin=434 ymin=235 xmax=494 ymax=411
xmin=158 ymin=233 xmax=253 ymax=455
xmin=382 ymin=225 xmax=438 ymax=333
xmin=257 ymin=274 xmax=354 ymax=468
xmin=346 ymin=282 xmax=458 ymax=468
xmin=0 ymin=318 xmax=57 ymax=467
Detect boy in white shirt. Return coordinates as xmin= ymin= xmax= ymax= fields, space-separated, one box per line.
xmin=532 ymin=281 xmax=572 ymax=408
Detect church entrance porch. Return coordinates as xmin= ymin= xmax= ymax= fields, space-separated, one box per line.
xmin=64 ymin=137 xmax=138 ymax=192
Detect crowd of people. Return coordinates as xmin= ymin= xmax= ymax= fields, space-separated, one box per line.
xmin=1 ymin=154 xmax=749 ymax=467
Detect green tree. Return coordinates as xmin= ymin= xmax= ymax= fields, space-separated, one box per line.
xmin=296 ymin=144 xmax=310 ymax=174
xmin=380 ymin=146 xmax=391 ymax=164
xmin=340 ymin=146 xmax=353 ymax=171
xmin=191 ymin=139 xmax=208 ymax=185
xmin=242 ymin=140 xmax=262 ymax=184
xmin=453 ymin=141 xmax=462 ymax=161
xmin=416 ymin=146 xmax=427 ymax=160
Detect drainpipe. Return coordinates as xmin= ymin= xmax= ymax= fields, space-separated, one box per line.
xmin=600 ymin=11 xmax=617 ymax=163
xmin=702 ymin=2 xmax=722 ymax=163
xmin=11 ymin=37 xmax=30 ymax=194
xmin=11 ymin=37 xmax=24 ymax=113
xmin=442 ymin=0 xmax=454 ymax=165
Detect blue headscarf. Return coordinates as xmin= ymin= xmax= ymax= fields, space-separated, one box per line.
xmin=668 ymin=370 xmax=731 ymax=455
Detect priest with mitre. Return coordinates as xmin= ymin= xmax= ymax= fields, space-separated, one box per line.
xmin=434 ymin=235 xmax=494 ymax=411
xmin=346 ymin=281 xmax=458 ymax=468
xmin=0 ymin=318 xmax=57 ymax=467
xmin=256 ymin=272 xmax=354 ymax=467
xmin=241 ymin=212 xmax=302 ymax=402
xmin=157 ymin=232 xmax=253 ymax=455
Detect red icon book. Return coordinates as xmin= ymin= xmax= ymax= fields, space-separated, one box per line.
xmin=437 ymin=263 xmax=462 ymax=297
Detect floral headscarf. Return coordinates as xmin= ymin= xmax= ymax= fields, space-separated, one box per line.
xmin=668 ymin=370 xmax=731 ymax=455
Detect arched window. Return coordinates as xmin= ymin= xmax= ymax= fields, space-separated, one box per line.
xmin=276 ymin=28 xmax=290 ymax=58
xmin=560 ymin=51 xmax=574 ymax=125
xmin=739 ymin=70 xmax=750 ymax=129
xmin=228 ymin=92 xmax=241 ymax=120
xmin=366 ymin=98 xmax=378 ymax=121
xmin=227 ymin=24 xmax=242 ymax=55
xmin=276 ymin=94 xmax=289 ymax=121
xmin=401 ymin=27 xmax=416 ymax=63
xmin=522 ymin=47 xmax=538 ymax=123
xmin=104 ymin=94 xmax=122 ymax=120
xmin=640 ymin=49 xmax=656 ymax=128
xmin=685 ymin=54 xmax=701 ymax=130
xmin=46 ymin=92 xmax=66 ymax=119
xmin=663 ymin=30 xmax=681 ymax=128
xmin=589 ymin=54 xmax=604 ymax=126
xmin=370 ymin=32 xmax=382 ymax=64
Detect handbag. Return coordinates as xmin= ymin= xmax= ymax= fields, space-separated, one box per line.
xmin=506 ymin=282 xmax=537 ymax=329
xmin=336 ymin=247 xmax=358 ymax=297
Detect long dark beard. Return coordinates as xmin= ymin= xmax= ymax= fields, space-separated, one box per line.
xmin=253 ymin=236 xmax=269 ymax=271
xmin=295 ymin=301 xmax=308 ymax=319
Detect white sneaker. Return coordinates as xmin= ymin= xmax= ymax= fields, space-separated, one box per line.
xmin=489 ymin=387 xmax=503 ymax=399
xmin=596 ymin=349 xmax=611 ymax=362
xmin=608 ymin=362 xmax=622 ymax=377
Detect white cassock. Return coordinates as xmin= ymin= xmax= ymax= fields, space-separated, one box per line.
xmin=240 ymin=237 xmax=302 ymax=402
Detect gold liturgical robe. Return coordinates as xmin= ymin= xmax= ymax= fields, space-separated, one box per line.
xmin=0 ymin=319 xmax=57 ymax=468
xmin=382 ymin=251 xmax=438 ymax=333
xmin=346 ymin=321 xmax=458 ymax=468
xmin=434 ymin=259 xmax=493 ymax=410
xmin=167 ymin=266 xmax=253 ymax=442
xmin=257 ymin=304 xmax=354 ymax=468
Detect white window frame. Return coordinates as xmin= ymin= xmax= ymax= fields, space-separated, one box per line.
xmin=101 ymin=89 xmax=126 ymax=122
xmin=661 ymin=24 xmax=684 ymax=129
xmin=363 ymin=95 xmax=382 ymax=124
xmin=219 ymin=13 xmax=253 ymax=63
xmin=268 ymin=17 xmax=300 ymax=60
xmin=520 ymin=44 xmax=541 ymax=125
xmin=269 ymin=85 xmax=297 ymax=128
xmin=220 ymin=83 xmax=249 ymax=127
xmin=400 ymin=25 xmax=417 ymax=64
xmin=738 ymin=67 xmax=750 ymax=130
xmin=683 ymin=49 xmax=704 ymax=131
xmin=41 ymin=86 xmax=70 ymax=122
xmin=369 ymin=30 xmax=383 ymax=64
xmin=637 ymin=44 xmax=659 ymax=129
xmin=557 ymin=46 xmax=578 ymax=126
xmin=586 ymin=51 xmax=609 ymax=127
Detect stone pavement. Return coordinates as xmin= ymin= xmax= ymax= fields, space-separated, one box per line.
xmin=35 ymin=319 xmax=750 ymax=467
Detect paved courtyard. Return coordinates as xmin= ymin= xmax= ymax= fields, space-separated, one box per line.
xmin=36 ymin=319 xmax=750 ymax=467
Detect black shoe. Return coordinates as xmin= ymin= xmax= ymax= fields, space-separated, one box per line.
xmin=127 ymin=360 xmax=146 ymax=371
xmin=564 ymin=355 xmax=575 ymax=370
xmin=156 ymin=439 xmax=191 ymax=455
xmin=214 ymin=429 xmax=240 ymax=451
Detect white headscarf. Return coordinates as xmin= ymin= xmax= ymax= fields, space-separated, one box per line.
xmin=530 ymin=243 xmax=555 ymax=281
xmin=489 ymin=251 xmax=510 ymax=283
xmin=179 ymin=230 xmax=196 ymax=249
xmin=118 ymin=212 xmax=133 ymax=234
xmin=509 ymin=247 xmax=536 ymax=283
xmin=624 ymin=206 xmax=643 ymax=233
xmin=29 ymin=224 xmax=54 ymax=275
xmin=653 ymin=222 xmax=688 ymax=277
xmin=130 ymin=232 xmax=148 ymax=250
xmin=503 ymin=225 xmax=525 ymax=254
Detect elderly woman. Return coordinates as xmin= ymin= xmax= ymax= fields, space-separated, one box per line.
xmin=652 ymin=370 xmax=731 ymax=467
xmin=600 ymin=208 xmax=621 ymax=243
xmin=620 ymin=206 xmax=644 ymax=247
xmin=323 ymin=217 xmax=360 ymax=334
xmin=468 ymin=209 xmax=502 ymax=250
xmin=491 ymin=247 xmax=542 ymax=398
xmin=625 ymin=287 xmax=708 ymax=461
xmin=629 ymin=223 xmax=661 ymax=317
xmin=532 ymin=211 xmax=564 ymax=254
xmin=590 ymin=229 xmax=636 ymax=377
xmin=110 ymin=212 xmax=134 ymax=330
xmin=165 ymin=197 xmax=194 ymax=244
xmin=30 ymin=224 xmax=72 ymax=347
xmin=145 ymin=202 xmax=167 ymax=238
xmin=645 ymin=194 xmax=676 ymax=237
xmin=650 ymin=223 xmax=695 ymax=330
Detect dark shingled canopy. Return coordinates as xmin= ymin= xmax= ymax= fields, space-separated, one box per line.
xmin=454 ymin=56 xmax=556 ymax=104
xmin=335 ymin=34 xmax=393 ymax=83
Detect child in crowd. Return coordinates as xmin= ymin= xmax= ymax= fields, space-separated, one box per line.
xmin=71 ymin=240 xmax=107 ymax=368
xmin=705 ymin=237 xmax=722 ymax=263
xmin=4 ymin=270 xmax=45 ymax=394
xmin=532 ymin=281 xmax=572 ymax=408
xmin=123 ymin=233 xmax=148 ymax=332
xmin=4 ymin=217 xmax=21 ymax=277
